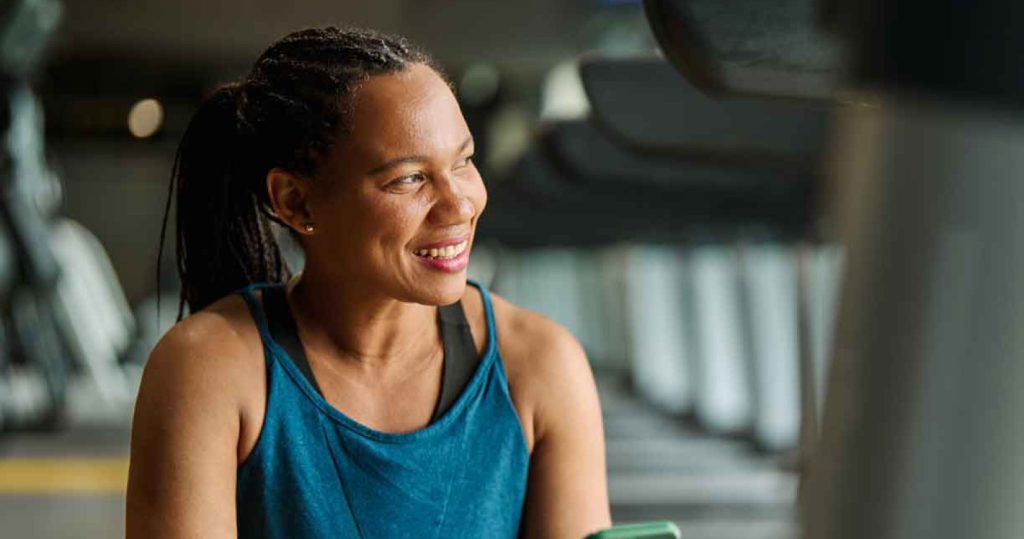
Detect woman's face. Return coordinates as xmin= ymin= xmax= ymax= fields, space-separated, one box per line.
xmin=305 ymin=63 xmax=486 ymax=306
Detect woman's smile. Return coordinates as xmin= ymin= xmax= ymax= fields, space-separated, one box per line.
xmin=412 ymin=236 xmax=471 ymax=273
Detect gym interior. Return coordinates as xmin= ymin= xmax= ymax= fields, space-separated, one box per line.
xmin=1 ymin=1 xmax=1019 ymax=538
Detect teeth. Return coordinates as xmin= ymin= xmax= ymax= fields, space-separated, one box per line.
xmin=414 ymin=240 xmax=469 ymax=260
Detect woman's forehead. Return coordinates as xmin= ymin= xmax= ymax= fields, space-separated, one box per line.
xmin=341 ymin=64 xmax=470 ymax=165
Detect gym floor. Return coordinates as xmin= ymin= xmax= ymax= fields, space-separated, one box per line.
xmin=0 ymin=376 xmax=797 ymax=539
xmin=0 ymin=428 xmax=128 ymax=538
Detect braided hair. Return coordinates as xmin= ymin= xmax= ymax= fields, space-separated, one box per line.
xmin=158 ymin=27 xmax=444 ymax=318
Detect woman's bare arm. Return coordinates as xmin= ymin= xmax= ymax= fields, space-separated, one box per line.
xmin=126 ymin=314 xmax=251 ymax=538
xmin=514 ymin=317 xmax=612 ymax=539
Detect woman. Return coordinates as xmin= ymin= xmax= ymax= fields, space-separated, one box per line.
xmin=126 ymin=27 xmax=610 ymax=538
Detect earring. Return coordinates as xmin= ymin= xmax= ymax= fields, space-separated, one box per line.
xmin=303 ymin=222 xmax=316 ymax=233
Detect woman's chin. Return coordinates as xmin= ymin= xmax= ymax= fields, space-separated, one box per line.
xmin=409 ymin=274 xmax=468 ymax=306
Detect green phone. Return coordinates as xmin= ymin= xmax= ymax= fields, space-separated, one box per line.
xmin=585 ymin=521 xmax=681 ymax=539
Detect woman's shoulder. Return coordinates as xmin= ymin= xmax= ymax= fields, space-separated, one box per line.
xmin=489 ymin=291 xmax=586 ymax=366
xmin=135 ymin=292 xmax=267 ymax=445
xmin=129 ymin=292 xmax=268 ymax=510
xmin=466 ymin=286 xmax=597 ymax=447
xmin=147 ymin=292 xmax=264 ymax=377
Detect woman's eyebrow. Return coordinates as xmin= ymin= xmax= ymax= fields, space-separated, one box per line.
xmin=367 ymin=135 xmax=474 ymax=175
xmin=367 ymin=155 xmax=427 ymax=175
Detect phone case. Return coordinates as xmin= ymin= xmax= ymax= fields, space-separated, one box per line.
xmin=585 ymin=521 xmax=681 ymax=539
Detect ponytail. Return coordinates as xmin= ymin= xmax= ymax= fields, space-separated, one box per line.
xmin=158 ymin=84 xmax=290 ymax=320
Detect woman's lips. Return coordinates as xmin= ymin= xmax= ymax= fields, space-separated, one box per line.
xmin=413 ymin=244 xmax=470 ymax=273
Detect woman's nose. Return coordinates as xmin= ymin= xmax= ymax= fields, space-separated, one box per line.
xmin=428 ymin=176 xmax=475 ymax=225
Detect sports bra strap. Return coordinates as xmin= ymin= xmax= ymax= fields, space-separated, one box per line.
xmin=436 ymin=301 xmax=478 ymax=420
xmin=238 ymin=285 xmax=271 ymax=339
xmin=264 ymin=285 xmax=323 ymax=395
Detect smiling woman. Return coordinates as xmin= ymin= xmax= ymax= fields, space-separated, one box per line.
xmin=126 ymin=27 xmax=610 ymax=539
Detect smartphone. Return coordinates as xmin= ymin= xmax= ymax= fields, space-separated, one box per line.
xmin=585 ymin=521 xmax=681 ymax=539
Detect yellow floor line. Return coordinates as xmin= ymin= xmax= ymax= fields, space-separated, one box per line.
xmin=0 ymin=458 xmax=128 ymax=494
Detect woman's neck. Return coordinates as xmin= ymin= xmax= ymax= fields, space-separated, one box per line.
xmin=287 ymin=268 xmax=439 ymax=376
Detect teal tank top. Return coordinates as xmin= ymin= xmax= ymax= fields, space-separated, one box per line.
xmin=235 ymin=281 xmax=530 ymax=538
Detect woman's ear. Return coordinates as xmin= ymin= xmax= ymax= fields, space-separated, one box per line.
xmin=266 ymin=168 xmax=316 ymax=235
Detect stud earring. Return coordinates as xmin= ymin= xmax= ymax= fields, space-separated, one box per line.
xmin=303 ymin=222 xmax=316 ymax=233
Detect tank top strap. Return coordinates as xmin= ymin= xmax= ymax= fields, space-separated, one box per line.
xmin=469 ymin=279 xmax=499 ymax=345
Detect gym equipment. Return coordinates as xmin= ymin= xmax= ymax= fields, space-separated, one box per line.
xmin=805 ymin=2 xmax=1024 ymax=537
xmin=622 ymin=246 xmax=691 ymax=414
xmin=0 ymin=81 xmax=73 ymax=429
xmin=482 ymin=116 xmax=816 ymax=247
xmin=738 ymin=243 xmax=801 ymax=452
xmin=639 ymin=0 xmax=1024 ymax=538
xmin=483 ymin=42 xmax=840 ymax=446
xmin=642 ymin=0 xmax=843 ymax=99
xmin=0 ymin=0 xmax=140 ymax=430
xmin=579 ymin=57 xmax=830 ymax=161
xmin=49 ymin=219 xmax=135 ymax=406
xmin=687 ymin=245 xmax=752 ymax=434
xmin=806 ymin=86 xmax=1024 ymax=539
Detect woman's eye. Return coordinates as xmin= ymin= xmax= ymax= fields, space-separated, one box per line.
xmin=455 ymin=155 xmax=474 ymax=169
xmin=387 ymin=173 xmax=426 ymax=190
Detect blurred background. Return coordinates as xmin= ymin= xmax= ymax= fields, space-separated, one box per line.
xmin=3 ymin=0 xmax=1023 ymax=538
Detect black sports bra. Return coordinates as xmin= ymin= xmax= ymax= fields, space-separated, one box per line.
xmin=261 ymin=284 xmax=480 ymax=421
